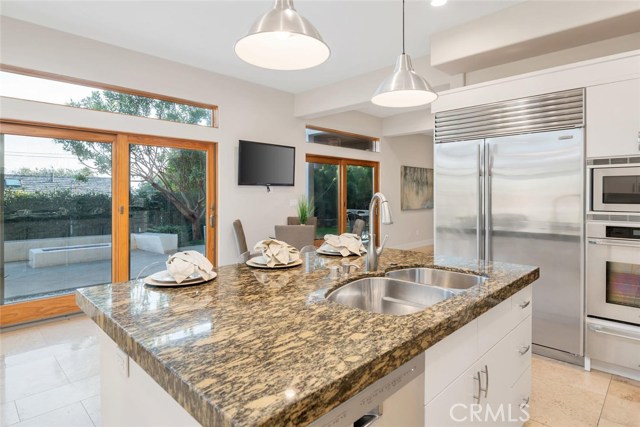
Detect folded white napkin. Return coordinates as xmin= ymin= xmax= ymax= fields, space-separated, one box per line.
xmin=166 ymin=250 xmax=215 ymax=283
xmin=323 ymin=233 xmax=366 ymax=257
xmin=253 ymin=239 xmax=300 ymax=267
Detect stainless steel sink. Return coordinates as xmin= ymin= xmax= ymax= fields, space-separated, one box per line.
xmin=385 ymin=268 xmax=486 ymax=292
xmin=326 ymin=277 xmax=455 ymax=316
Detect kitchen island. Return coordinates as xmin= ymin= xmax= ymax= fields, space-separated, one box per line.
xmin=76 ymin=249 xmax=538 ymax=427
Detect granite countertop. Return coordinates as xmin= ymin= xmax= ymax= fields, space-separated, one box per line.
xmin=76 ymin=249 xmax=539 ymax=427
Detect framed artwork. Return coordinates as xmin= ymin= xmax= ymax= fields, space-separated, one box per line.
xmin=401 ymin=166 xmax=433 ymax=210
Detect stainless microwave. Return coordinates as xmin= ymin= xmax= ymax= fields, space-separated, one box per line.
xmin=592 ymin=166 xmax=640 ymax=212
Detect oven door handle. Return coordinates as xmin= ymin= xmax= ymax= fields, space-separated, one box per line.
xmin=587 ymin=238 xmax=640 ymax=248
xmin=588 ymin=324 xmax=640 ymax=342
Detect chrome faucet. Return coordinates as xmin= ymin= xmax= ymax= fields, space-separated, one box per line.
xmin=365 ymin=192 xmax=393 ymax=271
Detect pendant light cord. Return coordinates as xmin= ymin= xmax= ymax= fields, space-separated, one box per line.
xmin=402 ymin=0 xmax=405 ymax=54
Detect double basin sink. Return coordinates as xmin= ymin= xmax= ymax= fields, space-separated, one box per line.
xmin=326 ymin=268 xmax=486 ymax=316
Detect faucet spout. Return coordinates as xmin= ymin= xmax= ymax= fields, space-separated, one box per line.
xmin=365 ymin=192 xmax=393 ymax=272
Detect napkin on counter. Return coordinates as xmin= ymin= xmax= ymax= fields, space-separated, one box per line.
xmin=254 ymin=239 xmax=300 ymax=267
xmin=323 ymin=233 xmax=366 ymax=257
xmin=166 ymin=250 xmax=215 ymax=283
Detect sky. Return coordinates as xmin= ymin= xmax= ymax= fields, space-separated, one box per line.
xmin=1 ymin=72 xmax=103 ymax=174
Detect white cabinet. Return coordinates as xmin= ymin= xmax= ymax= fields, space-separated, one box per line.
xmin=424 ymin=286 xmax=532 ymax=426
xmin=586 ymin=78 xmax=640 ymax=158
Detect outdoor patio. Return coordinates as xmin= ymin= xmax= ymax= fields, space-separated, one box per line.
xmin=3 ymin=245 xmax=204 ymax=304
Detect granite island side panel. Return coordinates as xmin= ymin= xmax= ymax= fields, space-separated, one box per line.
xmin=76 ymin=249 xmax=539 ymax=427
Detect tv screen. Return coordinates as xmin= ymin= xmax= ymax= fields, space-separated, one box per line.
xmin=238 ymin=140 xmax=295 ymax=186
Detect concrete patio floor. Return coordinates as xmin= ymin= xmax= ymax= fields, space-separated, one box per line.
xmin=3 ymin=246 xmax=204 ymax=303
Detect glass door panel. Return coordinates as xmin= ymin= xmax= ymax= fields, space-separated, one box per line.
xmin=1 ymin=133 xmax=112 ymax=304
xmin=129 ymin=144 xmax=207 ymax=279
xmin=308 ymin=162 xmax=339 ymax=239
xmin=345 ymin=165 xmax=374 ymax=243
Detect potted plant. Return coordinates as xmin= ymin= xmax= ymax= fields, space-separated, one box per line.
xmin=297 ymin=196 xmax=314 ymax=225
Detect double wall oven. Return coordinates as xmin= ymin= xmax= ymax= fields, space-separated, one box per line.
xmin=586 ymin=160 xmax=640 ymax=377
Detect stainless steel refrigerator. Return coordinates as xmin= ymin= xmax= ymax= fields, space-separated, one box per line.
xmin=434 ymin=90 xmax=585 ymax=361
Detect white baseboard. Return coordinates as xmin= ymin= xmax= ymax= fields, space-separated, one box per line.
xmin=388 ymin=239 xmax=434 ymax=250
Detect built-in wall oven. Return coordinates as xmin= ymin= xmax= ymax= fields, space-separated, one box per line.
xmin=586 ymin=223 xmax=640 ymax=325
xmin=585 ymin=222 xmax=640 ymax=378
xmin=591 ymin=165 xmax=640 ymax=212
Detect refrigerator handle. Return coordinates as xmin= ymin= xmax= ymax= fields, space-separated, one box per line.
xmin=477 ymin=143 xmax=484 ymax=260
xmin=485 ymin=143 xmax=492 ymax=262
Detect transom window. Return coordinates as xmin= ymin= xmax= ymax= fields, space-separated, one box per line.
xmin=0 ymin=67 xmax=217 ymax=127
xmin=305 ymin=126 xmax=379 ymax=152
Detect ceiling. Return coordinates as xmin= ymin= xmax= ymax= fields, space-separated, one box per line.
xmin=0 ymin=0 xmax=522 ymax=94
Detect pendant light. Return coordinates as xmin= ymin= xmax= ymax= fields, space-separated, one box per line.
xmin=371 ymin=0 xmax=438 ymax=107
xmin=235 ymin=0 xmax=330 ymax=71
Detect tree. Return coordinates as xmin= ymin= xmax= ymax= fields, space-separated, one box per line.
xmin=56 ymin=90 xmax=209 ymax=240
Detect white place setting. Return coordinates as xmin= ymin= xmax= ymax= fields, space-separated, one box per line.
xmin=143 ymin=250 xmax=217 ymax=287
xmin=247 ymin=239 xmax=303 ymax=269
xmin=317 ymin=233 xmax=367 ymax=257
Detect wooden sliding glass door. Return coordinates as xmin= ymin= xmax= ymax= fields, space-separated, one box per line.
xmin=306 ymin=154 xmax=379 ymax=244
xmin=0 ymin=122 xmax=217 ymax=326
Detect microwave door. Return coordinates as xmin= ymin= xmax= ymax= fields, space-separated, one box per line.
xmin=592 ymin=166 xmax=640 ymax=212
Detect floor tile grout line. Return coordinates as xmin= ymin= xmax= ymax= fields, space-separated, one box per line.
xmin=596 ymin=375 xmax=613 ymax=426
xmin=52 ymin=351 xmax=74 ymax=385
xmin=80 ymin=398 xmax=98 ymax=427
xmin=15 ymin=400 xmax=88 ymax=425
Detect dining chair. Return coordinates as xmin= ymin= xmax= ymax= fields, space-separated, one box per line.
xmin=274 ymin=225 xmax=315 ymax=250
xmin=287 ymin=216 xmax=318 ymax=237
xmin=351 ymin=219 xmax=366 ymax=238
xmin=233 ymin=219 xmax=249 ymax=255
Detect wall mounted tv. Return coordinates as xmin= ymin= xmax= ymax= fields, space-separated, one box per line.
xmin=238 ymin=140 xmax=295 ymax=188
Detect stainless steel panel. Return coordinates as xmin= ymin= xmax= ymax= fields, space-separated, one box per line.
xmin=487 ymin=129 xmax=584 ymax=356
xmin=435 ymin=89 xmax=584 ymax=143
xmin=435 ymin=140 xmax=484 ymax=260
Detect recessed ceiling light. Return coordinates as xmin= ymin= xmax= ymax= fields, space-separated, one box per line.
xmin=431 ymin=0 xmax=448 ymax=7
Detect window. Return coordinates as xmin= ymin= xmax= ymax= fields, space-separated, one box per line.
xmin=0 ymin=68 xmax=217 ymax=127
xmin=0 ymin=122 xmax=217 ymax=326
xmin=306 ymin=126 xmax=379 ymax=152
xmin=306 ymin=154 xmax=379 ymax=244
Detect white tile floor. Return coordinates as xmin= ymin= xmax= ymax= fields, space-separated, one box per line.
xmin=1 ymin=315 xmax=100 ymax=427
xmin=2 ymin=314 xmax=639 ymax=427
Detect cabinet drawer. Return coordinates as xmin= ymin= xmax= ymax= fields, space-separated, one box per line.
xmin=587 ymin=318 xmax=640 ymax=371
xmin=505 ymin=366 xmax=532 ymax=427
xmin=511 ymin=286 xmax=532 ymax=324
xmin=478 ymin=286 xmax=532 ymax=355
xmin=424 ymin=318 xmax=478 ymax=404
xmin=484 ymin=315 xmax=532 ymax=391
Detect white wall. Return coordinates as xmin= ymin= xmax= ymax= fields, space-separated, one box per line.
xmin=381 ymin=135 xmax=434 ymax=249
xmin=0 ymin=17 xmax=432 ymax=266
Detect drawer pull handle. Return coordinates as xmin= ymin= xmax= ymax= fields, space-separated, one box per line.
xmin=517 ymin=345 xmax=531 ymax=355
xmin=473 ymin=371 xmax=481 ymax=403
xmin=519 ymin=397 xmax=530 ymax=410
xmin=480 ymin=365 xmax=489 ymax=398
xmin=518 ymin=300 xmax=531 ymax=309
xmin=588 ymin=324 xmax=640 ymax=342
